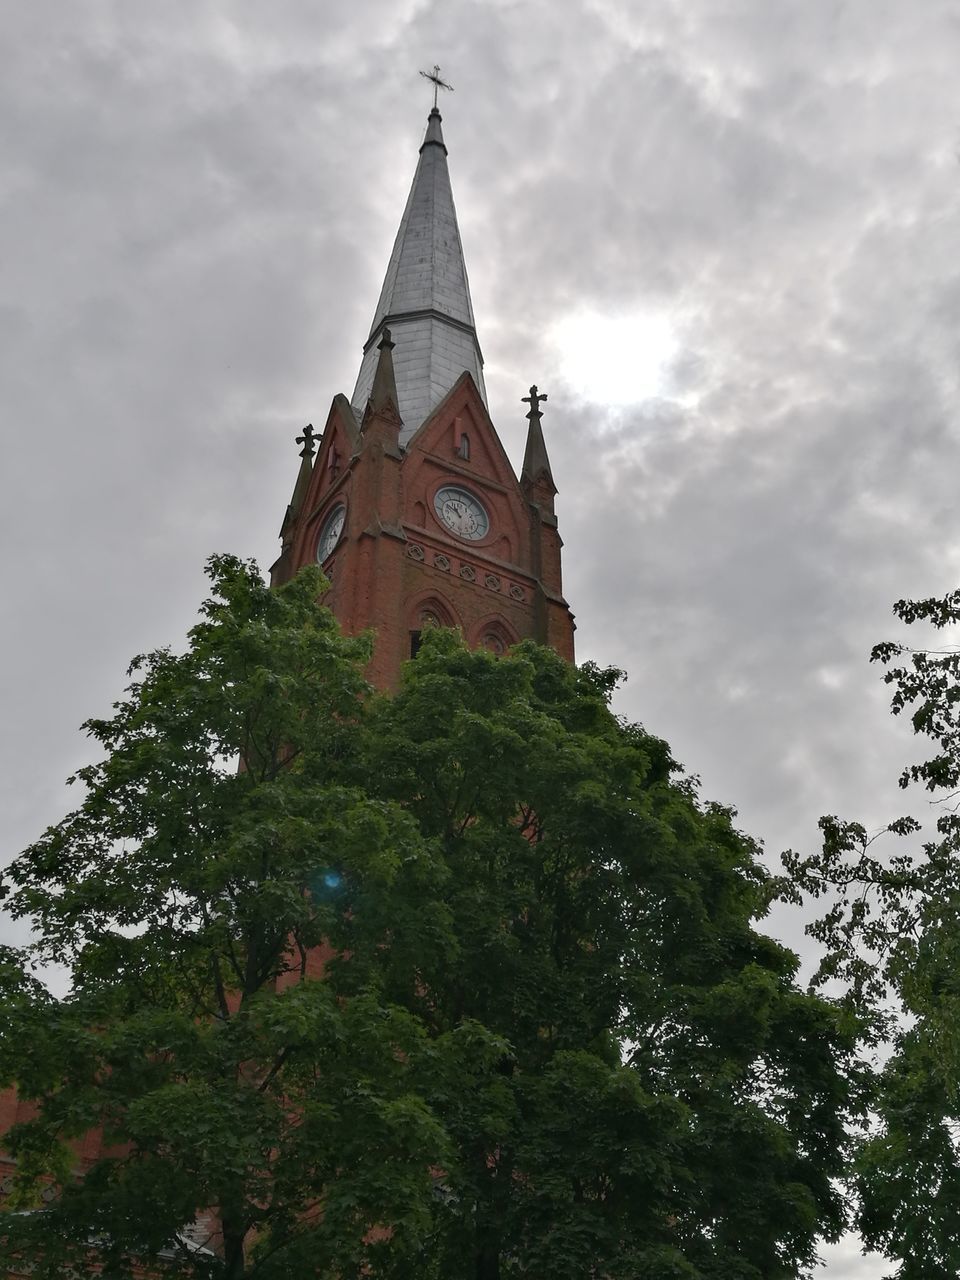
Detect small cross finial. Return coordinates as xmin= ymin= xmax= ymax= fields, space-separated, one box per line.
xmin=296 ymin=423 xmax=318 ymax=460
xmin=522 ymin=385 xmax=548 ymax=419
xmin=419 ymin=63 xmax=453 ymax=110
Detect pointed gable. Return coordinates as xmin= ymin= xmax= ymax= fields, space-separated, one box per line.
xmin=401 ymin=373 xmax=532 ymax=570
xmin=302 ymin=395 xmax=357 ymax=517
xmin=406 ymin=372 xmax=521 ymax=494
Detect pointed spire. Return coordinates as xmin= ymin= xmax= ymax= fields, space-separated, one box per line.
xmin=279 ymin=424 xmax=317 ymax=539
xmin=521 ymin=385 xmax=556 ymax=497
xmin=290 ymin=423 xmax=318 ymax=510
xmin=351 ymin=108 xmax=486 ymax=444
xmin=420 ymin=106 xmax=447 ymax=153
xmin=363 ymin=328 xmax=403 ymax=426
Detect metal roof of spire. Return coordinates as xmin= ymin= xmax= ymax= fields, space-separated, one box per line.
xmin=351 ymin=107 xmax=487 ymax=444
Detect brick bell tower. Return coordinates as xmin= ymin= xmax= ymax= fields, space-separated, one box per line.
xmin=270 ymin=103 xmax=575 ymax=688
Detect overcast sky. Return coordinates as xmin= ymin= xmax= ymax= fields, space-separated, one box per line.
xmin=4 ymin=3 xmax=960 ymax=1274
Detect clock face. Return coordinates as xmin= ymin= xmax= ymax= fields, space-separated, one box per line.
xmin=434 ymin=486 xmax=489 ymax=541
xmin=316 ymin=503 xmax=345 ymax=563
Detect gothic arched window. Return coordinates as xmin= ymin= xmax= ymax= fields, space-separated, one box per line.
xmin=472 ymin=616 xmax=517 ymax=658
xmin=408 ymin=595 xmax=460 ymax=659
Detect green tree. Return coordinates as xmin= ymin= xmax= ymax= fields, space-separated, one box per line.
xmin=1 ymin=558 xmax=864 ymax=1279
xmin=0 ymin=557 xmax=449 ymax=1279
xmin=785 ymin=589 xmax=960 ymax=1280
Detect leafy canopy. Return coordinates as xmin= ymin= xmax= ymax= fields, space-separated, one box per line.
xmin=1 ymin=556 xmax=864 ymax=1279
xmin=785 ymin=590 xmax=960 ymax=1280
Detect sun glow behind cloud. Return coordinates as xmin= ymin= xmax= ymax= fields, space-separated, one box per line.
xmin=548 ymin=309 xmax=685 ymax=407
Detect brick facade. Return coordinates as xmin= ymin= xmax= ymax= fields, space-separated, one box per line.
xmin=271 ymin=368 xmax=575 ymax=688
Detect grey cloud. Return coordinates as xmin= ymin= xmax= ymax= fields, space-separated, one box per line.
xmin=5 ymin=4 xmax=954 ymax=1275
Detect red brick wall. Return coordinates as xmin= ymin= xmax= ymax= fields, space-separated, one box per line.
xmin=286 ymin=374 xmax=575 ymax=688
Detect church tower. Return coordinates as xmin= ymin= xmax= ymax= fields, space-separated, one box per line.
xmin=271 ymin=104 xmax=575 ymax=688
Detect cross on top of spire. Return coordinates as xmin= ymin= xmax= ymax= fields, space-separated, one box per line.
xmin=521 ymin=384 xmax=556 ymax=497
xmin=419 ymin=64 xmax=453 ymax=109
xmin=296 ymin=423 xmax=318 ymax=459
xmin=522 ymin=385 xmax=548 ymax=420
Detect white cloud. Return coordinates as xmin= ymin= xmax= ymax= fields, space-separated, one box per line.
xmin=548 ymin=307 xmax=692 ymax=408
